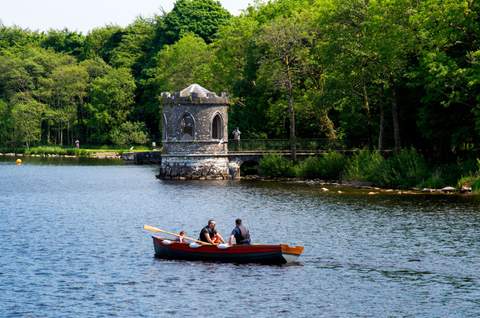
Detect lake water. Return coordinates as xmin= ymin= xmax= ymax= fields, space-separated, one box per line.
xmin=1 ymin=160 xmax=479 ymax=317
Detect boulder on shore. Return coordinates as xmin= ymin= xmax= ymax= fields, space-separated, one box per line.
xmin=441 ymin=186 xmax=456 ymax=193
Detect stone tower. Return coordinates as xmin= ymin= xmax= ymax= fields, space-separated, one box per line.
xmin=158 ymin=84 xmax=231 ymax=180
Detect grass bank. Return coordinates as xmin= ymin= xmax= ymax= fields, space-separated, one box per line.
xmin=258 ymin=150 xmax=480 ymax=194
xmin=0 ymin=145 xmax=155 ymax=158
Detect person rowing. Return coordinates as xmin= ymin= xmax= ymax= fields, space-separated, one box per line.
xmin=199 ymin=219 xmax=225 ymax=245
xmin=229 ymin=218 xmax=251 ymax=245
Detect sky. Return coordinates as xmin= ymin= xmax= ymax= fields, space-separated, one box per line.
xmin=0 ymin=0 xmax=253 ymax=34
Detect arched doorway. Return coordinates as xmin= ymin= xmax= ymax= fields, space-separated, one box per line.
xmin=212 ymin=113 xmax=223 ymax=140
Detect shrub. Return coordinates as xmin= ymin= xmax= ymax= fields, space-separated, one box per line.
xmin=376 ymin=148 xmax=429 ymax=188
xmin=259 ymin=154 xmax=295 ymax=178
xmin=421 ymin=169 xmax=446 ymax=189
xmin=25 ymin=146 xmax=67 ymax=156
xmin=457 ymin=159 xmax=480 ymax=192
xmin=343 ymin=149 xmax=384 ymax=182
xmin=296 ymin=152 xmax=346 ymax=180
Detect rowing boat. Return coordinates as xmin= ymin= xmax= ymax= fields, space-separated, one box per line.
xmin=151 ymin=236 xmax=304 ymax=265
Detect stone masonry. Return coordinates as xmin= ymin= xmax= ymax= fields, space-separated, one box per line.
xmin=158 ymin=84 xmax=236 ymax=180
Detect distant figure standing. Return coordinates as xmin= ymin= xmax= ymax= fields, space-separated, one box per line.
xmin=229 ymin=218 xmax=251 ymax=245
xmin=232 ymin=128 xmax=241 ymax=151
xmin=75 ymin=139 xmax=80 ymax=149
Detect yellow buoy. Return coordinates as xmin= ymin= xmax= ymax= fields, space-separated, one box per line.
xmin=16 ymin=159 xmax=22 ymax=165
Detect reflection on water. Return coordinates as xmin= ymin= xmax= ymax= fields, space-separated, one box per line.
xmin=0 ymin=162 xmax=479 ymax=317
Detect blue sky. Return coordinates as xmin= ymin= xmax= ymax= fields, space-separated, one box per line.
xmin=0 ymin=0 xmax=253 ymax=33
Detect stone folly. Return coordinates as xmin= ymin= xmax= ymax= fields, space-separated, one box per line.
xmin=159 ymin=84 xmax=236 ymax=180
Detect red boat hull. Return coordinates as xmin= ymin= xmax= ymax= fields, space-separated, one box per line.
xmin=152 ymin=237 xmax=303 ymax=265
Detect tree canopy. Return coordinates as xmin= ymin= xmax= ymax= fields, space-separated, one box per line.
xmin=0 ymin=0 xmax=479 ymax=158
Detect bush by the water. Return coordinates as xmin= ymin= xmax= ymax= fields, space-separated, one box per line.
xmin=343 ymin=149 xmax=384 ymax=182
xmin=258 ymin=150 xmax=480 ymax=192
xmin=457 ymin=159 xmax=480 ymax=192
xmin=24 ymin=146 xmax=90 ymax=157
xmin=374 ymin=149 xmax=429 ymax=188
xmin=296 ymin=152 xmax=346 ymax=180
xmin=259 ymin=154 xmax=295 ymax=178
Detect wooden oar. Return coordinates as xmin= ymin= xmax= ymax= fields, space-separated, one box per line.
xmin=143 ymin=225 xmax=211 ymax=245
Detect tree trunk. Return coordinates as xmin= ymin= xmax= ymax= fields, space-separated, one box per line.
xmin=60 ymin=125 xmax=63 ymax=146
xmin=378 ymin=103 xmax=385 ymax=151
xmin=362 ymin=84 xmax=373 ymax=149
xmin=391 ymin=86 xmax=401 ymax=152
xmin=288 ymin=92 xmax=297 ymax=161
xmin=47 ymin=121 xmax=50 ymax=144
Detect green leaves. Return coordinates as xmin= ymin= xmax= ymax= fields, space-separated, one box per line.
xmin=161 ymin=0 xmax=231 ymax=44
xmin=149 ymin=33 xmax=217 ymax=93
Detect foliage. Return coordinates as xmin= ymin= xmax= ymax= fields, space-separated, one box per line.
xmin=259 ymin=153 xmax=295 ymax=178
xmin=343 ymin=150 xmax=385 ymax=182
xmin=11 ymin=100 xmax=46 ymax=148
xmin=161 ymin=0 xmax=231 ymax=44
xmin=86 ymin=68 xmax=136 ymax=143
xmin=375 ymin=149 xmax=430 ymax=188
xmin=24 ymin=146 xmax=90 ymax=157
xmin=0 ymin=0 xmax=479 ymax=189
xmin=149 ymin=33 xmax=217 ymax=92
xmin=110 ymin=121 xmax=149 ymax=146
xmin=296 ymin=152 xmax=346 ymax=180
xmin=457 ymin=159 xmax=480 ymax=192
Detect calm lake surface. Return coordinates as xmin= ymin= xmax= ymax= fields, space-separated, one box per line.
xmin=1 ymin=160 xmax=480 ymax=317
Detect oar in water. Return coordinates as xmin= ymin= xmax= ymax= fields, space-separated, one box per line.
xmin=143 ymin=225 xmax=211 ymax=245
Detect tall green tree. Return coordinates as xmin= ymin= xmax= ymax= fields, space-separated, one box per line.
xmin=11 ymin=99 xmax=46 ymax=148
xmin=257 ymin=16 xmax=313 ymax=160
xmin=161 ymin=0 xmax=231 ymax=44
xmin=86 ymin=68 xmax=136 ymax=143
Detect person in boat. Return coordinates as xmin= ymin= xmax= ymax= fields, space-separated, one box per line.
xmin=229 ymin=218 xmax=251 ymax=245
xmin=199 ymin=219 xmax=225 ymax=245
xmin=175 ymin=231 xmax=187 ymax=243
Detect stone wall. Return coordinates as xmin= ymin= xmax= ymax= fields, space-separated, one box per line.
xmin=159 ymin=85 xmax=231 ymax=180
xmin=159 ymin=156 xmax=236 ymax=180
xmin=164 ymin=141 xmax=228 ymax=155
xmin=163 ymin=103 xmax=228 ymax=154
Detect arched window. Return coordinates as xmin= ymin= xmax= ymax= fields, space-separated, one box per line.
xmin=180 ymin=113 xmax=195 ymax=140
xmin=212 ymin=114 xmax=223 ymax=140
xmin=162 ymin=114 xmax=168 ymax=141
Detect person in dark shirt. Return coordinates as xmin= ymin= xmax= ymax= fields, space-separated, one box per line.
xmin=198 ymin=219 xmax=224 ymax=245
xmin=229 ymin=218 xmax=251 ymax=245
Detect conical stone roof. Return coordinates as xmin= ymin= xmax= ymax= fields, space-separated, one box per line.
xmin=179 ymin=84 xmax=213 ymax=98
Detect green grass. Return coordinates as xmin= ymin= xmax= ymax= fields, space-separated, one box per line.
xmin=0 ymin=145 xmax=156 ymax=157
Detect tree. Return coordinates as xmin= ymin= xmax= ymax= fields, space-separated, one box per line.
xmin=40 ymin=29 xmax=86 ymax=58
xmin=86 ymin=68 xmax=136 ymax=143
xmin=11 ymin=99 xmax=46 ymax=148
xmin=149 ymin=33 xmax=217 ymax=92
xmin=110 ymin=121 xmax=149 ymax=146
xmin=257 ymin=16 xmax=313 ymax=160
xmin=83 ymin=25 xmax=124 ymax=63
xmin=109 ymin=17 xmax=156 ymax=72
xmin=40 ymin=64 xmax=89 ymax=145
xmin=161 ymin=0 xmax=231 ymax=44
xmin=411 ymin=0 xmax=480 ymax=155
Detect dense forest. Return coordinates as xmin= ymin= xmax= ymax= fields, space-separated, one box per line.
xmin=0 ymin=0 xmax=479 ymax=161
